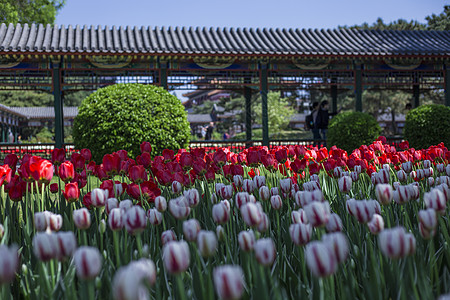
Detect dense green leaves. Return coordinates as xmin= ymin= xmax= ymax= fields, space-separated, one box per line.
xmin=73 ymin=83 xmax=190 ymax=162
xmin=0 ymin=0 xmax=65 ymax=25
xmin=328 ymin=112 xmax=381 ymax=152
xmin=404 ymin=104 xmax=450 ymax=149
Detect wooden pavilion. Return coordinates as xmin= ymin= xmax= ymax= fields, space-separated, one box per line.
xmin=0 ymin=23 xmax=449 ymax=147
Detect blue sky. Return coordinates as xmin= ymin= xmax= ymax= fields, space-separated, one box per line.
xmin=56 ymin=0 xmax=448 ymax=29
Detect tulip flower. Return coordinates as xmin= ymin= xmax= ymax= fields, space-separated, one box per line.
xmin=73 ymin=246 xmax=102 ymax=280
xmin=378 ymin=227 xmax=414 ymax=259
xmin=0 ymin=164 xmax=11 ymax=186
xmin=291 ymin=209 xmax=308 ymax=224
xmin=375 ymin=184 xmax=393 ymax=205
xmin=119 ymin=199 xmax=133 ymax=214
xmin=147 ymin=208 xmax=163 ymax=225
xmin=424 ymin=189 xmax=447 ymax=214
xmin=212 ymin=202 xmax=230 ymax=224
xmin=55 ymin=231 xmax=77 ymax=260
xmin=59 ymin=161 xmax=75 ymax=183
xmin=238 ymin=230 xmax=255 ymax=252
xmin=279 ymin=178 xmax=292 ymax=194
xmin=418 ymin=208 xmax=437 ymax=230
xmin=128 ymin=165 xmax=147 ymax=184
xmin=171 ymin=181 xmax=182 ymax=194
xmin=0 ymin=244 xmax=19 ymax=284
xmin=197 ymin=230 xmax=218 ymax=257
xmin=233 ymin=175 xmax=243 ymax=188
xmin=304 ymin=201 xmax=330 ymax=227
xmin=254 ymin=238 xmax=276 ymax=266
xmin=322 ymin=232 xmax=349 ymax=264
xmin=161 ymin=230 xmax=177 ymax=246
xmin=108 ymin=208 xmax=123 ymax=231
xmin=242 ymin=179 xmax=255 ymax=193
xmin=240 ymin=203 xmax=262 ymax=228
xmin=155 ymin=196 xmax=167 ymax=212
xmin=169 ymin=197 xmax=191 ymax=220
xmin=213 ymin=265 xmax=245 ymax=300
xmin=325 ymin=213 xmax=343 ymax=232
xmin=253 ymin=175 xmax=266 ymax=189
xmin=367 ymin=214 xmax=384 ymax=235
xmin=257 ymin=212 xmax=270 ymax=233
xmin=185 ymin=188 xmax=200 ymax=207
xmin=305 ymin=241 xmax=338 ymax=277
xmin=419 ymin=223 xmax=436 ymax=239
xmin=163 ymin=241 xmax=190 ymax=274
xmin=105 ymin=198 xmax=119 ymax=215
xmin=49 ymin=213 xmax=63 ymax=232
xmin=33 ymin=232 xmax=59 ymax=261
xmin=34 ymin=211 xmax=50 ymax=232
xmin=289 ymin=223 xmax=312 ymax=246
xmin=73 ymin=208 xmax=91 ymax=230
xmin=29 ymin=157 xmax=53 ymax=184
xmin=63 ymin=182 xmax=80 ymax=203
xmin=91 ymin=188 xmax=108 ymax=207
xmin=338 ymin=176 xmax=352 ymax=193
xmin=183 ymin=219 xmax=201 ymax=242
xmin=124 ymin=206 xmax=147 ymax=235
xmin=51 ymin=148 xmax=65 ymax=165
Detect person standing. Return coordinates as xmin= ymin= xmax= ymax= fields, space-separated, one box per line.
xmin=310 ymin=102 xmax=321 ymax=144
xmin=316 ymin=100 xmax=338 ymax=146
xmin=205 ymin=122 xmax=214 ymax=140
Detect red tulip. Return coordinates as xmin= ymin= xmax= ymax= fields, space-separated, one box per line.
xmin=4 ymin=154 xmax=18 ymax=171
xmin=29 ymin=157 xmax=53 ymax=184
xmin=51 ymin=148 xmax=65 ymax=165
xmin=180 ymin=152 xmax=193 ymax=170
xmin=213 ymin=149 xmax=227 ymax=167
xmin=71 ymin=152 xmax=86 ymax=172
xmin=128 ymin=165 xmax=147 ymax=184
xmin=8 ymin=183 xmax=24 ymax=202
xmin=140 ymin=141 xmax=152 ymax=154
xmin=136 ymin=152 xmax=152 ymax=169
xmin=162 ymin=149 xmax=175 ymax=162
xmin=95 ymin=165 xmax=109 ymax=181
xmin=80 ymin=148 xmax=92 ymax=162
xmin=275 ymin=148 xmax=288 ymax=163
xmin=63 ymin=182 xmax=80 ymax=203
xmin=59 ymin=161 xmax=75 ymax=183
xmin=50 ymin=183 xmax=59 ymax=194
xmin=103 ymin=153 xmax=120 ymax=176
xmin=119 ymin=158 xmax=135 ymax=175
xmin=192 ymin=157 xmax=207 ymax=176
xmin=86 ymin=161 xmax=96 ymax=175
xmin=115 ymin=150 xmax=128 ymax=162
xmin=0 ymin=164 xmax=12 ymax=186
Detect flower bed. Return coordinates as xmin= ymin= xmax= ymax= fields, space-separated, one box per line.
xmin=0 ymin=137 xmax=449 ymax=299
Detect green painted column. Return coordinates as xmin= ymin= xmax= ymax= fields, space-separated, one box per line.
xmin=160 ymin=61 xmax=168 ymax=90
xmin=331 ymin=84 xmax=338 ymax=113
xmin=260 ymin=63 xmax=269 ymax=147
xmin=354 ymin=64 xmax=363 ymax=112
xmin=52 ymin=62 xmax=64 ymax=148
xmin=445 ymin=66 xmax=450 ymax=107
xmin=244 ymin=85 xmax=252 ymax=142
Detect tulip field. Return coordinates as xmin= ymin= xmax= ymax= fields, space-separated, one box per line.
xmin=0 ymin=137 xmax=450 ymax=299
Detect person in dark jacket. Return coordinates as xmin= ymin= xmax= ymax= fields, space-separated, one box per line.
xmin=310 ymin=102 xmax=321 ymax=144
xmin=316 ymin=100 xmax=338 ymax=146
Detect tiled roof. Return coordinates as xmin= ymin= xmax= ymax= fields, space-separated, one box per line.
xmin=0 ymin=23 xmax=449 ymax=56
xmin=9 ymin=107 xmax=78 ymax=119
xmin=187 ymin=114 xmax=213 ymax=123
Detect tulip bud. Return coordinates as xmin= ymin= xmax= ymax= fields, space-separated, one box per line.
xmin=257 ymin=212 xmax=270 ymax=233
xmin=185 ymin=188 xmax=200 ymax=207
xmin=55 ymin=231 xmax=77 ymax=260
xmin=291 ymin=209 xmax=308 ymax=224
xmin=289 ymin=223 xmax=312 ymax=246
xmin=50 ymin=183 xmax=59 ymax=194
xmin=33 ymin=232 xmax=59 ymax=261
xmin=270 ymin=195 xmax=283 ymax=210
xmin=402 ymin=161 xmax=412 ymax=173
xmin=169 ymin=197 xmax=191 ymax=220
xmin=350 ymin=171 xmax=359 ymax=182
xmin=397 ymin=170 xmax=407 ymax=182
xmin=108 ymin=208 xmax=123 ymax=231
xmin=124 ymin=206 xmax=147 ymax=235
xmin=147 ymin=208 xmax=163 ymax=225
xmin=418 ymin=208 xmax=437 ymax=230
xmin=212 ymin=202 xmax=230 ymax=224
xmin=219 ymin=185 xmax=233 ymax=200
xmin=304 ymin=201 xmax=330 ymax=227
xmin=322 ymin=232 xmax=349 ymax=264
xmin=367 ymin=214 xmax=384 ymax=235
xmin=171 ymin=181 xmax=182 ymax=194
xmin=393 ymin=186 xmax=410 ymax=205
xmin=423 ymin=160 xmax=431 ymax=169
xmin=436 ymin=163 xmax=445 ymax=173
xmin=279 ymin=178 xmax=292 ymax=194
xmin=183 ymin=219 xmax=201 ymax=242
xmin=161 ymin=230 xmax=177 ymax=246
xmin=254 ymin=238 xmax=276 ymax=267
xmin=91 ymin=188 xmax=108 ymax=207
xmin=155 ymin=196 xmax=167 ymax=212
xmin=216 ymin=225 xmax=226 ymax=242
xmin=213 ymin=265 xmax=245 ymax=300
xmin=325 ymin=213 xmax=343 ymax=232
xmin=0 ymin=244 xmax=19 ymax=284
xmin=197 ymin=230 xmax=217 ymax=257
xmin=375 ymin=184 xmax=393 ymax=205
xmin=98 ymin=220 xmax=106 ymax=235
xmin=73 ymin=246 xmax=102 ymax=280
xmin=235 ymin=192 xmax=250 ymax=209
xmin=305 ymin=241 xmax=337 ymax=277
xmin=105 ymin=198 xmax=119 ymax=215
xmin=258 ymin=186 xmax=270 ymax=202
xmin=333 ymin=167 xmax=343 ymax=178
xmin=240 ymin=203 xmax=262 ymax=227
xmin=34 ymin=211 xmax=50 ymax=232
xmin=378 ymin=227 xmax=412 ymax=259
xmin=338 ymin=176 xmax=352 ymax=193
xmin=238 ymin=230 xmax=255 ymax=252
xmin=253 ymin=175 xmax=266 ymax=189
xmin=233 ymin=175 xmax=243 ymax=188
xmin=419 ymin=223 xmax=436 ymax=240
xmin=73 ymin=208 xmax=91 ymax=230
xmin=424 ymin=189 xmax=446 ymax=214
xmin=163 ymin=241 xmax=190 ymax=274
xmin=210 ymin=193 xmax=219 ymax=204
xmin=119 ymin=199 xmax=133 ymax=214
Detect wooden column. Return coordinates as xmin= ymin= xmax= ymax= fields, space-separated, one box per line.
xmin=52 ymin=61 xmax=64 ymax=148
xmin=260 ymin=63 xmax=269 ymax=147
xmin=160 ymin=61 xmax=168 ymax=90
xmin=244 ymin=83 xmax=252 ymax=143
xmin=354 ymin=64 xmax=363 ymax=112
xmin=445 ymin=65 xmax=450 ymax=107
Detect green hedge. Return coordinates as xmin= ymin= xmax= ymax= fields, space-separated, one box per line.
xmin=328 ymin=111 xmax=381 ymax=152
xmin=404 ymin=104 xmax=450 ymax=149
xmin=73 ymin=83 xmax=190 ymax=162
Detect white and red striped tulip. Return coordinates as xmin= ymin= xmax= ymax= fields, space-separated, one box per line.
xmin=119 ymin=199 xmax=133 ymax=214
xmin=289 ymin=223 xmax=312 ymax=246
xmin=333 ymin=166 xmax=343 ymax=178
xmin=242 ymin=179 xmax=255 ymax=193
xmin=169 ymin=197 xmax=191 ymax=220
xmin=155 ymin=196 xmax=167 ymax=212
xmin=338 ymin=176 xmax=352 ymax=193
xmin=367 ymin=214 xmax=384 ymax=235
xmin=291 ymin=209 xmax=308 ymax=224
xmin=322 ymin=232 xmax=349 ymax=264
xmin=216 ymin=225 xmax=226 ymax=242
xmin=353 ymin=165 xmax=362 ymax=175
xmin=91 ymin=188 xmax=108 ymax=207
xmin=418 ymin=208 xmax=437 ymax=230
xmin=394 ymin=186 xmax=410 ymax=205
xmin=259 ymin=186 xmax=270 ymax=201
xmin=305 ymin=241 xmax=337 ymax=277
xmin=163 ymin=241 xmax=190 ymax=274
xmin=235 ymin=192 xmax=250 ymax=209
xmin=238 ymin=230 xmax=255 ymax=252
xmin=424 ymin=189 xmax=447 ymax=214
xmin=161 ymin=230 xmax=177 ymax=246
xmin=108 ymin=208 xmax=123 ymax=231
xmin=124 ymin=206 xmax=147 ymax=235
xmin=73 ymin=208 xmax=91 ymax=230
xmin=197 ymin=230 xmax=217 ymax=257
xmin=375 ymin=184 xmax=393 ymax=205
xmin=270 ymin=195 xmax=283 ymax=210
xmin=257 ymin=213 xmax=270 ymax=233
xmin=33 ymin=232 xmax=59 ymax=261
xmin=270 ymin=187 xmax=279 ymax=196
xmin=253 ymin=175 xmax=266 ymax=189
xmin=213 ymin=265 xmax=245 ymax=300
xmin=34 ymin=211 xmax=50 ymax=232
xmin=73 ymin=246 xmax=102 ymax=280
xmin=350 ymin=171 xmax=359 ymax=182
xmin=379 ymin=227 xmax=414 ymax=259
xmin=185 ymin=188 xmax=200 ymax=207
xmin=254 ymin=238 xmax=276 ymax=267
xmin=183 ymin=219 xmax=200 ymax=242
xmin=171 ymin=181 xmax=182 ymax=194
xmin=437 ymin=163 xmax=445 ymax=173
xmin=446 ymin=164 xmax=450 ymax=176
xmin=233 ymin=175 xmax=243 ymax=188
xmin=219 ymin=185 xmax=233 ymax=200
xmin=212 ymin=202 xmax=230 ymax=224
xmin=240 ymin=203 xmax=262 ymax=227
xmin=279 ymin=178 xmax=292 ymax=194
xmin=419 ymin=223 xmax=436 ymax=240
xmin=304 ymin=201 xmax=330 ymax=227
xmin=147 ymin=208 xmax=163 ymax=225
xmin=402 ymin=161 xmax=412 ymax=173
xmin=325 ymin=213 xmax=343 ymax=232
xmin=435 ymin=183 xmax=450 ymax=202
xmin=55 ymin=231 xmax=77 ymax=260
xmin=423 ymin=160 xmax=432 ymax=168
xmin=105 ymin=198 xmax=119 ymax=215
xmin=0 ymin=244 xmax=19 ymax=284
xmin=397 ymin=170 xmax=407 ymax=182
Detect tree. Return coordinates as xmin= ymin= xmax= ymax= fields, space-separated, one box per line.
xmin=254 ymin=92 xmax=295 ymax=137
xmin=426 ymin=5 xmax=450 ymax=30
xmin=0 ymin=0 xmax=65 ymax=25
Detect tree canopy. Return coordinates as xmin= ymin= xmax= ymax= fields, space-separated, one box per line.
xmin=0 ymin=0 xmax=65 ymax=25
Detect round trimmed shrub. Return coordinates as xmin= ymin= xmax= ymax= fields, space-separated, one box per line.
xmin=328 ymin=111 xmax=381 ymax=152
xmin=404 ymin=104 xmax=450 ymax=149
xmin=73 ymin=83 xmax=190 ymax=162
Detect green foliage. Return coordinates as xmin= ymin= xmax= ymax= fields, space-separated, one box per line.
xmin=231 ymin=128 xmax=311 ymax=140
xmin=0 ymin=0 xmax=65 ymax=25
xmin=404 ymin=104 xmax=450 ymax=149
xmin=426 ymin=5 xmax=450 ymax=30
xmin=340 ymin=17 xmax=426 ymax=30
xmin=73 ymin=83 xmax=190 ymax=162
xmin=328 ymin=112 xmax=381 ymax=152
xmin=254 ymin=92 xmax=295 ymax=137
